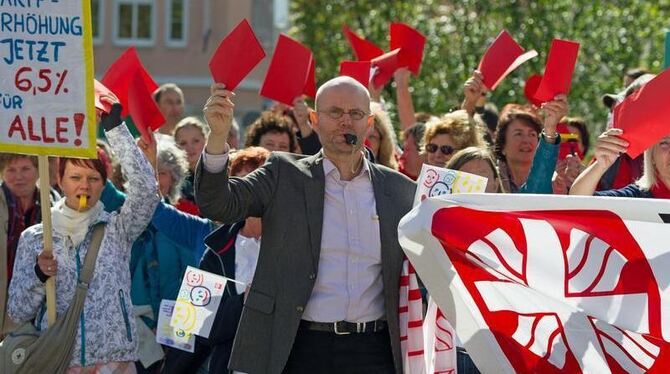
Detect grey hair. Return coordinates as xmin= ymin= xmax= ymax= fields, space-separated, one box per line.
xmin=315 ymin=76 xmax=370 ymax=111
xmin=157 ymin=140 xmax=189 ymax=203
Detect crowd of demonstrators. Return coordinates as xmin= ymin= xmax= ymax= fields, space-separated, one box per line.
xmin=7 ymin=100 xmax=160 ymax=372
xmin=1 ymin=31 xmax=668 ymax=374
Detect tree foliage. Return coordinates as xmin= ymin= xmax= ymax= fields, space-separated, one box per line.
xmin=289 ymin=0 xmax=670 ymax=141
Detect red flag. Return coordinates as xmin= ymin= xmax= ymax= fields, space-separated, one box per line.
xmin=531 ymin=39 xmax=580 ymax=104
xmin=303 ymin=57 xmax=317 ymax=98
xmin=260 ymin=34 xmax=313 ymax=106
xmin=101 ymin=47 xmax=158 ymax=117
xmin=128 ymin=70 xmax=164 ymax=142
xmin=478 ymin=30 xmax=538 ymax=90
xmin=94 ymin=79 xmax=113 ymax=113
xmin=343 ymin=24 xmax=384 ymax=61
xmin=390 ymin=22 xmax=426 ymax=75
xmin=209 ymin=18 xmax=266 ymax=91
xmin=371 ymin=49 xmax=401 ymax=88
xmin=613 ymin=67 xmax=670 ymax=158
xmin=339 ymin=60 xmax=372 ymax=87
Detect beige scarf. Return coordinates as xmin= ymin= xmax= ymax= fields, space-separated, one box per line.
xmin=51 ymin=198 xmax=103 ymax=247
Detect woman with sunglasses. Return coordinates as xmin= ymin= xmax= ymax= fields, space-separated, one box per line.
xmin=421 ymin=110 xmax=487 ymax=167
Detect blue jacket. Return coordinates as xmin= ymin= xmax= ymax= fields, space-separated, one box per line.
xmin=519 ymin=134 xmax=560 ymax=194
xmin=100 ymin=182 xmax=206 ymax=327
xmin=594 ymin=183 xmax=653 ymax=198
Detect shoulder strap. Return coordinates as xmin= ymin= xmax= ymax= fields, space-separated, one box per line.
xmin=78 ymin=223 xmax=106 ymax=286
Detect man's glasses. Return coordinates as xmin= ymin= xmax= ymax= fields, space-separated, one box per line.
xmin=425 ymin=143 xmax=455 ymax=155
xmin=319 ymin=107 xmax=369 ymax=121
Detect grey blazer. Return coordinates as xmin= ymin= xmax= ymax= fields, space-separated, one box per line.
xmin=195 ymin=151 xmax=416 ymax=374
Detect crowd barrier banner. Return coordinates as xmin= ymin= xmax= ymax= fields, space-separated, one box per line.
xmin=399 ymin=193 xmax=670 ymax=372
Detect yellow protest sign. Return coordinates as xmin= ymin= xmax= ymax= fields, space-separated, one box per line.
xmin=1 ymin=0 xmax=96 ymax=158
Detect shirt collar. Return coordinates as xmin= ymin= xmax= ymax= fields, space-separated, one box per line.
xmin=322 ymin=154 xmax=371 ymax=181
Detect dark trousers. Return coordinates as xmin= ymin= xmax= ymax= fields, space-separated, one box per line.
xmin=282 ymin=327 xmax=395 ymax=374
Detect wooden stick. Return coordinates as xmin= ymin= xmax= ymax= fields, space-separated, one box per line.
xmin=38 ymin=155 xmax=56 ymax=326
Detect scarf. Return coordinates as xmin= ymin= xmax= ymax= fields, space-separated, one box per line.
xmin=399 ymin=258 xmax=457 ymax=373
xmin=51 ymin=198 xmax=103 ymax=247
xmin=650 ymin=176 xmax=670 ymax=199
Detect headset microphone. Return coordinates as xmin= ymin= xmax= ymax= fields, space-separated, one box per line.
xmin=343 ymin=134 xmax=358 ymax=145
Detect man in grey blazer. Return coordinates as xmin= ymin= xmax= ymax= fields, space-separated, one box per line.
xmin=195 ymin=76 xmax=416 ymax=373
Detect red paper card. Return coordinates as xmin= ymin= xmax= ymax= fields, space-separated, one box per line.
xmin=209 ymin=19 xmax=266 ymax=91
xmin=532 ymin=39 xmax=580 ymax=103
xmin=101 ymin=47 xmax=158 ymax=118
xmin=612 ymin=68 xmax=670 ymax=158
xmin=478 ymin=30 xmax=538 ymax=90
xmin=343 ymin=24 xmax=384 ymax=61
xmin=128 ymin=70 xmax=165 ymax=142
xmin=390 ymin=22 xmax=426 ymax=75
xmin=371 ymin=49 xmax=401 ymax=88
xmin=524 ymin=74 xmax=543 ymax=107
xmin=304 ymin=57 xmax=316 ymax=98
xmin=260 ymin=34 xmax=313 ymax=106
xmin=94 ymin=79 xmax=113 ymax=113
xmin=339 ymin=60 xmax=372 ymax=87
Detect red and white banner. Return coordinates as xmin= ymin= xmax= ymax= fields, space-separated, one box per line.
xmin=399 ymin=193 xmax=670 ymax=373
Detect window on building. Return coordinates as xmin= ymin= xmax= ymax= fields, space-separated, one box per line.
xmin=91 ymin=0 xmax=104 ymax=44
xmin=166 ymin=0 xmax=189 ymax=47
xmin=113 ymin=0 xmax=155 ymax=46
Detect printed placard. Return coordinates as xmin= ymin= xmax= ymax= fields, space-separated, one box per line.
xmin=170 ymin=266 xmax=227 ymax=338
xmin=156 ymin=300 xmax=196 ymax=353
xmin=413 ymin=164 xmax=488 ymax=206
xmin=0 ymin=1 xmax=96 ymax=157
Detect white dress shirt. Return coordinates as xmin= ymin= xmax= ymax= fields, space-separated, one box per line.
xmin=202 ymin=150 xmax=385 ymax=322
xmin=234 ymin=233 xmax=261 ymax=294
xmin=302 ymin=157 xmax=384 ymax=323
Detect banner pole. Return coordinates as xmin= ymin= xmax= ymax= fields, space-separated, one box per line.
xmin=38 ymin=155 xmax=56 ymax=326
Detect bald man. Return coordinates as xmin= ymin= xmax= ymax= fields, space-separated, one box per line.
xmin=195 ymin=77 xmax=416 ymax=373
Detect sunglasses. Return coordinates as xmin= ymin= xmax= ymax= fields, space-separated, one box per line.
xmin=425 ymin=143 xmax=455 ymax=155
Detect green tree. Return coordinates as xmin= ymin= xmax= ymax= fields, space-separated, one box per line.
xmin=290 ymin=0 xmax=670 ymax=143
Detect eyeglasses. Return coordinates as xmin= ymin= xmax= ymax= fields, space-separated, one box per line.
xmin=425 ymin=143 xmax=455 ymax=155
xmin=319 ymin=107 xmax=369 ymax=121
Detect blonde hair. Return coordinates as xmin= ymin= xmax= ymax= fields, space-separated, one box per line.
xmin=370 ymin=103 xmax=398 ymax=170
xmin=173 ymin=116 xmax=210 ymax=140
xmin=446 ymin=146 xmax=506 ymax=193
xmin=636 ymin=147 xmax=657 ymax=190
xmin=422 ymin=110 xmax=486 ymax=154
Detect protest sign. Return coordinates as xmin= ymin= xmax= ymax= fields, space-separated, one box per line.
xmin=531 ymin=39 xmax=580 ymax=104
xmin=390 ymin=22 xmax=426 ymax=75
xmin=170 ymin=266 xmax=228 ymax=338
xmin=478 ymin=30 xmax=537 ymax=90
xmin=260 ymin=34 xmax=313 ymax=106
xmin=339 ymin=60 xmax=372 ymax=87
xmin=371 ymin=49 xmax=401 ymax=88
xmin=413 ymin=164 xmax=488 ymax=206
xmin=612 ymin=67 xmax=670 ymax=158
xmin=343 ymin=25 xmax=384 ymax=61
xmin=157 ymin=300 xmax=196 ymax=353
xmin=303 ymin=57 xmax=317 ymax=98
xmin=0 ymin=1 xmax=96 ymax=158
xmin=208 ymin=18 xmax=266 ymax=91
